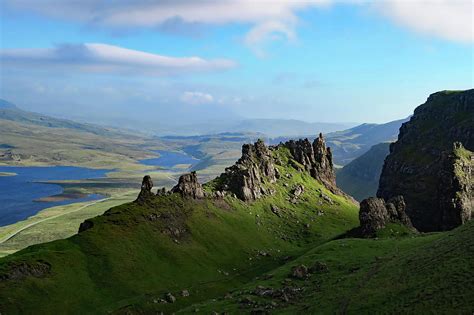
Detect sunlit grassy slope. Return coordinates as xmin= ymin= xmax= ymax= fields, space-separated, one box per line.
xmin=0 ymin=146 xmax=359 ymax=314
xmin=184 ymin=221 xmax=474 ymax=314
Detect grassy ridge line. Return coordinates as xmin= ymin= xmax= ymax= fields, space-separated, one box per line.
xmin=0 ymin=191 xmax=138 ymax=257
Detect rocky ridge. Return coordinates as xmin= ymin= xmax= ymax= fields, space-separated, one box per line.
xmin=135 ymin=133 xmax=349 ymax=204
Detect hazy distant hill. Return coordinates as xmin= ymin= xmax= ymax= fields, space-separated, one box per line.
xmin=148 ymin=119 xmax=356 ymax=137
xmin=0 ymin=99 xmax=17 ymax=109
xmin=0 ymin=99 xmax=139 ymax=138
xmin=336 ymin=142 xmax=391 ymax=201
xmin=270 ymin=117 xmax=408 ymax=166
xmin=228 ymin=119 xmax=355 ymax=137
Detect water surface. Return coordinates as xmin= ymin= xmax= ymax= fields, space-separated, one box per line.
xmin=140 ymin=150 xmax=200 ymax=169
xmin=0 ymin=166 xmax=109 ymax=226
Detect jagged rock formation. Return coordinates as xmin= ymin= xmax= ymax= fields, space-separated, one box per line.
xmin=282 ymin=133 xmax=338 ymax=193
xmin=136 ymin=175 xmax=154 ymax=203
xmin=171 ymin=171 xmax=205 ymax=199
xmin=136 ymin=134 xmax=348 ymax=204
xmin=359 ymin=196 xmax=413 ymax=236
xmin=214 ymin=139 xmax=277 ymax=201
xmin=438 ymin=142 xmax=473 ymax=230
xmin=378 ymin=89 xmax=474 ymax=232
xmin=212 ymin=134 xmax=349 ymax=202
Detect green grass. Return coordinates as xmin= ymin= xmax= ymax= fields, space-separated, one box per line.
xmin=184 ymin=221 xmax=474 ymax=314
xmin=0 ymin=146 xmax=359 ymax=314
xmin=0 ymin=191 xmax=138 ymax=258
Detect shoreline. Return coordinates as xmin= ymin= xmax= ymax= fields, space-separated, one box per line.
xmin=0 ymin=172 xmax=16 ymax=177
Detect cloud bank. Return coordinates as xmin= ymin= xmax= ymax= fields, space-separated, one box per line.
xmin=0 ymin=43 xmax=236 ymax=75
xmin=5 ymin=0 xmax=472 ymax=45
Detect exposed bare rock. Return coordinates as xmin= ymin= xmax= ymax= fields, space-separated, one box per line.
xmin=135 ymin=175 xmax=154 ymax=203
xmin=156 ymin=187 xmax=168 ymax=196
xmin=282 ymin=133 xmax=339 ymax=194
xmin=215 ymin=139 xmax=277 ymax=201
xmin=78 ymin=220 xmax=93 ymax=233
xmin=0 ymin=261 xmax=51 ymax=282
xmin=359 ymin=196 xmax=413 ymax=237
xmin=378 ymin=89 xmax=474 ymax=231
xmin=291 ymin=265 xmax=309 ymax=279
xmin=438 ymin=142 xmax=473 ymax=230
xmin=171 ymin=171 xmax=204 ymax=199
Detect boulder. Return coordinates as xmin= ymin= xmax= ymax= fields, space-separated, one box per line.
xmin=359 ymin=196 xmax=413 ymax=237
xmin=171 ymin=171 xmax=205 ymax=199
xmin=291 ymin=265 xmax=309 ymax=279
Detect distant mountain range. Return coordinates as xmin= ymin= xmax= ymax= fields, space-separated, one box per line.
xmin=270 ymin=117 xmax=408 ymax=166
xmin=0 ymin=98 xmax=407 ymax=169
xmin=0 ymin=99 xmax=140 ymax=138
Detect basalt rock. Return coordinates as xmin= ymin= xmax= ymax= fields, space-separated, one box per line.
xmin=281 ymin=133 xmax=339 ymax=194
xmin=437 ymin=142 xmax=473 ymax=230
xmin=78 ymin=220 xmax=94 ymax=233
xmin=378 ymin=89 xmax=474 ymax=231
xmin=215 ymin=139 xmax=277 ymax=201
xmin=359 ymin=196 xmax=413 ymax=237
xmin=171 ymin=171 xmax=205 ymax=199
xmin=136 ymin=175 xmax=154 ymax=203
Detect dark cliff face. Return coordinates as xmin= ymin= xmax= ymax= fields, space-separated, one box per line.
xmin=377 ymin=89 xmax=474 ymax=232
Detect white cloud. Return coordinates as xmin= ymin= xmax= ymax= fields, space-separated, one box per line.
xmin=0 ymin=43 xmax=236 ymax=75
xmin=4 ymin=0 xmax=473 ymax=47
xmin=372 ymin=0 xmax=474 ymax=43
xmin=180 ymin=91 xmax=214 ymax=105
xmin=4 ymin=0 xmax=331 ymax=48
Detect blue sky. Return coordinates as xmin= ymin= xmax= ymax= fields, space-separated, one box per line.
xmin=0 ymin=0 xmax=473 ymax=126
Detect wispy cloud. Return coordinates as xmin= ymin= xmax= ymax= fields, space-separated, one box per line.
xmin=0 ymin=43 xmax=236 ymax=76
xmin=5 ymin=0 xmax=472 ymax=45
xmin=180 ymin=91 xmax=214 ymax=105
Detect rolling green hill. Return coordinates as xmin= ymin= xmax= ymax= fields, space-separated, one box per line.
xmin=336 ymin=142 xmax=391 ymax=201
xmin=0 ymin=144 xmax=359 ymax=314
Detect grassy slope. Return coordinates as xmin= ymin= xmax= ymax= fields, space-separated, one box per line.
xmin=0 ymin=191 xmax=138 ymax=257
xmin=0 ymin=146 xmax=359 ymax=314
xmin=186 ymin=221 xmax=474 ymax=314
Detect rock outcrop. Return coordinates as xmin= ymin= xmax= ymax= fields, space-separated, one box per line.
xmin=136 ymin=175 xmax=154 ymax=203
xmin=378 ymin=89 xmax=474 ymax=231
xmin=359 ymin=196 xmax=413 ymax=237
xmin=213 ymin=134 xmax=349 ymax=202
xmin=214 ymin=139 xmax=277 ymax=201
xmin=171 ymin=171 xmax=205 ymax=199
xmin=437 ymin=142 xmax=473 ymax=230
xmin=282 ymin=133 xmax=338 ymax=193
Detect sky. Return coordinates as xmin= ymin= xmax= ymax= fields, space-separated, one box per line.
xmin=0 ymin=0 xmax=473 ymax=127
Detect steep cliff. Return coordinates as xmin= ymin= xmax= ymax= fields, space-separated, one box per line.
xmin=378 ymin=89 xmax=474 ymax=231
